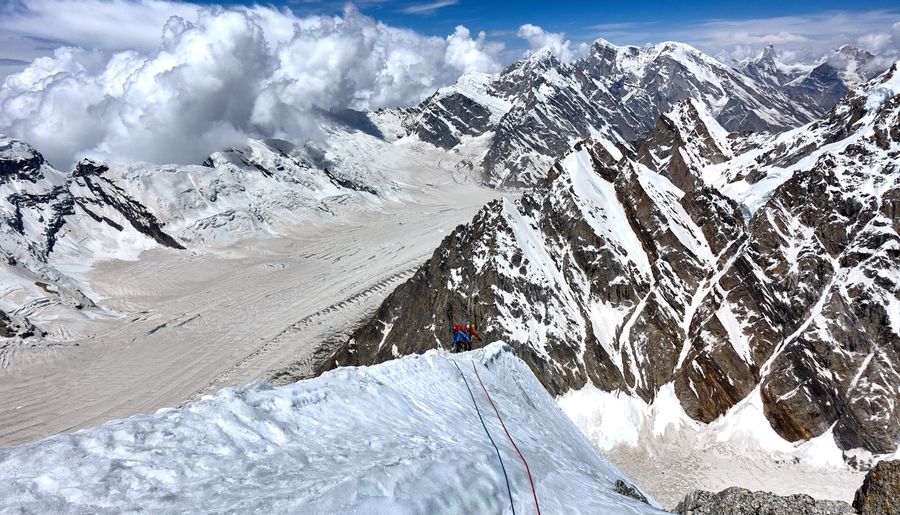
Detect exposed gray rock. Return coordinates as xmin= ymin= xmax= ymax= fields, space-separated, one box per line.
xmin=674 ymin=487 xmax=853 ymax=515
xmin=614 ymin=479 xmax=650 ymax=505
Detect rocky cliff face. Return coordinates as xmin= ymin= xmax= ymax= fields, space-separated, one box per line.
xmin=853 ymin=460 xmax=900 ymax=515
xmin=321 ymin=65 xmax=900 ymax=456
xmin=393 ymin=39 xmax=851 ymax=188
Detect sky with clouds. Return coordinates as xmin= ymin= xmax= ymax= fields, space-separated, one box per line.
xmin=0 ymin=0 xmax=898 ymax=168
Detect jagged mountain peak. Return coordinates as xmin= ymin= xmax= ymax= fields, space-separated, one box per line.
xmin=835 ymin=44 xmax=876 ymax=61
xmin=326 ymin=67 xmax=900 ymax=457
xmin=523 ymin=46 xmax=560 ymax=65
xmin=398 ymin=35 xmax=829 ymax=188
xmin=760 ymin=44 xmax=777 ymax=61
xmin=0 ymin=136 xmax=55 ymax=184
xmin=635 ymin=99 xmax=734 ymax=192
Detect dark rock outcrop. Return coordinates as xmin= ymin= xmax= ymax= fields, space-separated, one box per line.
xmin=853 ymin=460 xmax=900 ymax=515
xmin=73 ymin=160 xmax=184 ymax=250
xmin=614 ymin=479 xmax=650 ymax=505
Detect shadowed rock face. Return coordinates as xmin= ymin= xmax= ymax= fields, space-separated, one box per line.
xmin=321 ymin=67 xmax=900 ymax=455
xmin=73 ymin=160 xmax=184 ymax=250
xmin=407 ymin=92 xmax=493 ymax=150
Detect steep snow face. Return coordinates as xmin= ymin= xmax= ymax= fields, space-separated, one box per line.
xmin=394 ymin=37 xmax=828 ymax=188
xmin=0 ymin=138 xmax=99 ymax=340
xmin=0 ymin=343 xmax=663 ymax=514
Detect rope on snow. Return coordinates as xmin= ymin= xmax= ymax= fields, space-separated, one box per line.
xmin=452 ymin=359 xmax=516 ymax=514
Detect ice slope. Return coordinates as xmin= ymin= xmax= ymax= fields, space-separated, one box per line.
xmin=0 ymin=343 xmax=662 ymax=514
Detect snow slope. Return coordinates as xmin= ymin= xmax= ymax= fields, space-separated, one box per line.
xmin=0 ymin=343 xmax=662 ymax=514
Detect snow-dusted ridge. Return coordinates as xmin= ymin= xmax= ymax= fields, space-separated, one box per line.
xmin=0 ymin=343 xmax=663 ymax=514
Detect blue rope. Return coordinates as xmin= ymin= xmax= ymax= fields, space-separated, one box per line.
xmin=452 ymin=359 xmax=516 ymax=515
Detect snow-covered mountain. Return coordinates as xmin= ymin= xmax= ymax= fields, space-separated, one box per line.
xmin=386 ymin=39 xmax=845 ymax=188
xmin=740 ymin=44 xmax=882 ymax=121
xmin=0 ymin=130 xmax=391 ymax=341
xmin=0 ymin=343 xmax=664 ymax=514
xmin=322 ymin=64 xmax=900 ymax=458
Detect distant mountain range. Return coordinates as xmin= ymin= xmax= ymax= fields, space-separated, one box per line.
xmin=382 ymin=41 xmax=882 ymax=188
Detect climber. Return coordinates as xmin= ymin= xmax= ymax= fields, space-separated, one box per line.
xmin=465 ymin=323 xmax=480 ymax=347
xmin=451 ymin=324 xmax=470 ymax=353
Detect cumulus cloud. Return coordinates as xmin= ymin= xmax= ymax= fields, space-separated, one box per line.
xmin=516 ymin=24 xmax=587 ymax=62
xmin=0 ymin=3 xmax=504 ymax=168
xmin=445 ymin=26 xmax=504 ymax=73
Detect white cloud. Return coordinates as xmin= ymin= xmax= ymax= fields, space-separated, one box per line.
xmin=0 ymin=0 xmax=202 ymax=53
xmin=445 ymin=26 xmax=504 ymax=73
xmin=516 ymin=24 xmax=584 ymax=62
xmin=399 ymin=0 xmax=458 ymax=15
xmin=0 ymin=3 xmax=504 ymax=168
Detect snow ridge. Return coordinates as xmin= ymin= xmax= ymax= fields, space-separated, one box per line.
xmin=0 ymin=344 xmax=663 ymax=514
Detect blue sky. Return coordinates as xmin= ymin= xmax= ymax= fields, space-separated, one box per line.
xmin=179 ymin=0 xmax=900 ymax=63
xmin=1 ymin=0 xmax=899 ymax=77
xmin=307 ymin=0 xmax=900 ymax=37
xmin=224 ymin=0 xmax=900 ymax=50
